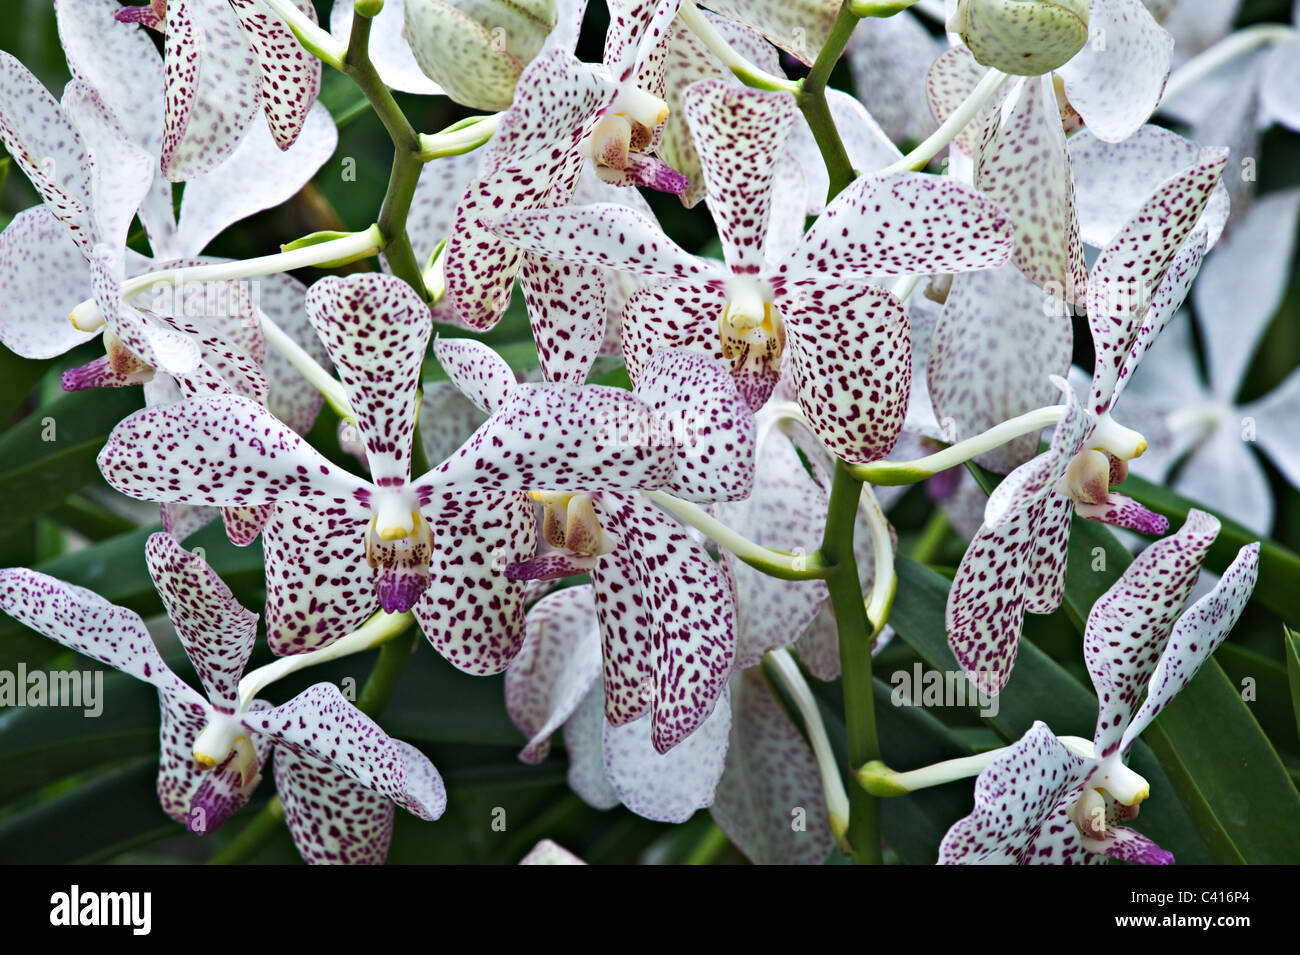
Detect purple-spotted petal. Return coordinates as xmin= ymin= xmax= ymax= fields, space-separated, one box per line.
xmin=518 ymin=254 xmax=607 ymax=384
xmin=0 ymin=52 xmax=94 ymax=251
xmin=631 ymin=349 xmax=756 ymax=502
xmin=424 ymin=384 xmax=677 ymax=492
xmin=156 ymin=690 xmax=214 ymax=825
xmin=1085 ymin=509 xmax=1219 ymax=756
xmin=938 ymin=721 xmax=1090 ymax=864
xmin=414 ymin=489 xmax=536 ymax=675
xmin=782 ymin=279 xmax=911 ymax=464
xmin=97 ymin=393 xmax=371 ymax=509
xmin=620 ymin=280 xmax=728 ymax=386
xmin=598 ymin=495 xmax=735 ymax=753
xmin=504 ymin=584 xmax=603 ymax=763
xmin=246 ymin=683 xmax=447 ymax=819
xmin=683 ymin=78 xmax=799 ymax=274
xmin=975 ymin=75 xmax=1086 ymax=304
xmin=711 ymin=669 xmax=834 ymax=864
xmin=785 ymin=173 xmax=1014 ymax=280
xmin=161 ymin=0 xmax=260 ymax=182
xmin=1108 ymin=235 xmax=1205 ymax=409
xmin=145 ymin=532 xmax=256 ymax=712
xmin=442 ymin=52 xmax=613 ymax=329
xmin=262 ymin=501 xmax=374 ymax=655
xmin=1086 ymin=148 xmax=1227 ymax=414
xmin=1120 ymin=541 xmax=1260 ymax=751
xmin=227 ymin=0 xmax=322 ymax=150
xmin=433 ymin=337 xmax=517 ymax=415
xmin=274 ymin=747 xmax=395 ymax=865
xmin=306 ymin=274 xmax=430 ymax=484
xmin=1056 ymin=0 xmax=1173 ymax=143
xmin=946 ymin=506 xmax=1039 ymax=696
xmin=0 ymin=568 xmax=197 ymax=703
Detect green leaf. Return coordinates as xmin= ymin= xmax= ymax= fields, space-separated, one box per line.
xmin=1285 ymin=626 xmax=1300 ymax=749
xmin=1216 ymin=641 xmax=1300 ymax=758
xmin=0 ymin=343 xmax=51 ymax=426
xmin=0 ymin=386 xmax=142 ymax=539
xmin=0 ymin=758 xmax=175 ymax=863
xmin=1106 ymin=471 xmax=1300 ymax=621
xmin=0 ymin=670 xmax=158 ymax=806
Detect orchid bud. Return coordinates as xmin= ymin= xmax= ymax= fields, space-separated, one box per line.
xmin=948 ymin=0 xmax=1090 ymax=76
xmin=403 ymin=0 xmax=559 ymax=111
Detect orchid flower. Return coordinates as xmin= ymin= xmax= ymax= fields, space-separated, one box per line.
xmin=505 ymin=583 xmax=839 ymax=863
xmin=0 ymin=0 xmax=336 ymax=403
xmin=111 ymin=0 xmax=322 ymax=179
xmin=440 ymin=0 xmax=690 ymax=330
xmin=438 ymin=336 xmax=754 ymax=751
xmin=1109 ymin=189 xmax=1300 ymax=535
xmin=487 ymin=78 xmax=1014 ymax=464
xmin=95 ymin=275 xmax=732 ymax=679
xmin=931 ymin=512 xmax=1259 ymax=864
xmin=0 ymin=533 xmax=445 ymax=865
xmin=946 ymin=145 xmax=1228 ymax=694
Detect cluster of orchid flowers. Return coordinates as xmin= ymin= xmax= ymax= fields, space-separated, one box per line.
xmin=0 ymin=0 xmax=1286 ymax=865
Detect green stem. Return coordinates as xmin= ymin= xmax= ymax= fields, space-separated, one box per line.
xmin=822 ymin=461 xmax=882 ymax=864
xmin=357 ymin=627 xmax=417 ymax=717
xmin=795 ymin=1 xmax=862 ymax=203
xmin=908 ymin=509 xmax=949 ymax=566
xmin=343 ymin=7 xmax=429 ymax=300
xmin=795 ymin=0 xmax=881 ymax=865
xmin=206 ymin=797 xmax=285 ymax=865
